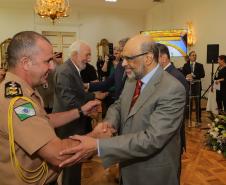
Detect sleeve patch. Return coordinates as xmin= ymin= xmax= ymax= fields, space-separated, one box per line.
xmin=14 ymin=103 xmax=36 ymax=121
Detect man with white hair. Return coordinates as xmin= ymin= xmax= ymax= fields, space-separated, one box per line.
xmin=53 ymin=40 xmax=107 ymax=185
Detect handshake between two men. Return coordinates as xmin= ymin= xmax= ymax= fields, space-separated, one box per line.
xmin=58 ymin=117 xmax=116 ymax=168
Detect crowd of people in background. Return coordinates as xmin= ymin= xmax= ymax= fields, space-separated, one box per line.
xmin=1 ymin=31 xmax=226 ymax=185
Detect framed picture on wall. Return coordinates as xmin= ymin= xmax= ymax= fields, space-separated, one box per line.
xmin=0 ymin=38 xmax=11 ymax=69
xmin=141 ymin=29 xmax=188 ymax=57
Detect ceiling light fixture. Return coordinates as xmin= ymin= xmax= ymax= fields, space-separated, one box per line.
xmin=34 ymin=0 xmax=70 ymax=24
xmin=105 ymin=0 xmax=117 ymax=2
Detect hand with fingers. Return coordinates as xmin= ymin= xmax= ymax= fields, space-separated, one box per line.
xmin=89 ymin=121 xmax=117 ymax=138
xmin=94 ymin=91 xmax=109 ymax=100
xmin=81 ymin=99 xmax=101 ymax=116
xmin=87 ymin=103 xmax=102 ymax=119
xmin=83 ymin=83 xmax=89 ymax=92
xmin=59 ymin=135 xmax=97 ymax=168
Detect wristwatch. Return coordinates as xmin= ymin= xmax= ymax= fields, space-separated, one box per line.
xmin=78 ymin=107 xmax=84 ymax=117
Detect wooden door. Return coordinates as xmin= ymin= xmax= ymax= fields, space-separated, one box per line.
xmin=42 ymin=31 xmax=76 ymax=62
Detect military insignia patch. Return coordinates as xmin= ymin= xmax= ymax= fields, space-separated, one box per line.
xmin=5 ymin=81 xmax=23 ymax=98
xmin=14 ymin=103 xmax=36 ymax=121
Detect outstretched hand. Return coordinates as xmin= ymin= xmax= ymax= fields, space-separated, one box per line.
xmin=94 ymin=91 xmax=109 ymax=100
xmin=81 ymin=99 xmax=101 ymax=116
xmin=59 ymin=135 xmax=97 ymax=168
xmin=90 ymin=121 xmax=117 ymax=138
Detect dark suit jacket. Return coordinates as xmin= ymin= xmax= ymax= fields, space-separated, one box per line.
xmin=53 ymin=59 xmax=95 ymax=137
xmin=99 ymin=67 xmax=186 ymax=185
xmin=165 ymin=63 xmax=189 ymax=152
xmin=182 ymin=62 xmax=205 ymax=95
xmin=81 ymin=63 xmax=98 ymax=83
xmin=166 ymin=64 xmax=189 ymax=92
xmin=89 ymin=61 xmax=125 ymax=100
xmin=214 ymin=67 xmax=226 ymax=95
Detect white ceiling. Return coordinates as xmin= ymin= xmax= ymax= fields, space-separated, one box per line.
xmin=70 ymin=0 xmax=161 ymax=10
xmin=0 ymin=0 xmax=164 ymax=11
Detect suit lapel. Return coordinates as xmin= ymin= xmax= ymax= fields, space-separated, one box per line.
xmin=165 ymin=64 xmax=174 ymax=74
xmin=67 ymin=59 xmax=80 ymax=77
xmin=66 ymin=59 xmax=83 ymax=86
xmin=126 ymin=67 xmax=163 ymax=120
xmin=123 ymin=79 xmax=136 ymax=119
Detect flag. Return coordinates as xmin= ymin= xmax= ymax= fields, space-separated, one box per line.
xmin=14 ymin=103 xmax=36 ymax=121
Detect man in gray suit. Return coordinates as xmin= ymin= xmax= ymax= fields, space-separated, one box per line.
xmin=53 ymin=41 xmax=107 ymax=185
xmin=59 ymin=35 xmax=186 ymax=185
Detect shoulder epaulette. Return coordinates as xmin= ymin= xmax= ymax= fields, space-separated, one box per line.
xmin=5 ymin=81 xmax=23 ymax=98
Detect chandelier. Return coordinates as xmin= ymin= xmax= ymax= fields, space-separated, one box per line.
xmin=35 ymin=0 xmax=70 ymax=24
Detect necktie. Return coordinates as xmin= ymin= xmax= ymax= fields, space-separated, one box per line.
xmin=190 ymin=63 xmax=194 ymax=73
xmin=129 ymin=80 xmax=143 ymax=111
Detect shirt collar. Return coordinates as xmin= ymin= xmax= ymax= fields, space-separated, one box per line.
xmin=163 ymin=62 xmax=171 ymax=70
xmin=70 ymin=60 xmax=81 ymax=76
xmin=141 ymin=64 xmax=160 ymax=86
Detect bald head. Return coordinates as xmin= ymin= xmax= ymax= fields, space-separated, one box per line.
xmin=124 ymin=34 xmax=151 ymax=53
xmin=123 ymin=34 xmax=159 ymax=63
xmin=122 ymin=34 xmax=160 ymax=80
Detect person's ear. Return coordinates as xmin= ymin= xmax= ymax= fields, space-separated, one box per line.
xmin=145 ymin=53 xmax=154 ymax=66
xmin=21 ymin=56 xmax=32 ymax=71
xmin=71 ymin=51 xmax=78 ymax=60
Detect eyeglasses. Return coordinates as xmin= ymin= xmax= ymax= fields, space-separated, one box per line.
xmin=122 ymin=52 xmax=149 ymax=61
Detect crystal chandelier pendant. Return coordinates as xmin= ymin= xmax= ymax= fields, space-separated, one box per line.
xmin=35 ymin=0 xmax=70 ymax=24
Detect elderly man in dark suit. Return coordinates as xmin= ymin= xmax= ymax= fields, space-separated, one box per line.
xmin=53 ymin=41 xmax=107 ymax=185
xmin=182 ymin=51 xmax=205 ymax=125
xmin=59 ymin=35 xmax=186 ymax=185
